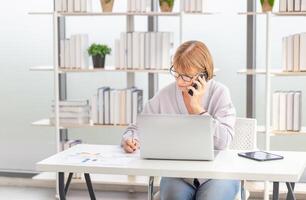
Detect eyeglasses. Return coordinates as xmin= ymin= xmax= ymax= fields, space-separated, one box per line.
xmin=169 ymin=65 xmax=205 ymax=82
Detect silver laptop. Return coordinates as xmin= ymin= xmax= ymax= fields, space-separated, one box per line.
xmin=137 ymin=114 xmax=215 ymax=161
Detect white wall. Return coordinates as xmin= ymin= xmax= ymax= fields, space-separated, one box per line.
xmin=0 ymin=0 xmax=304 ymax=172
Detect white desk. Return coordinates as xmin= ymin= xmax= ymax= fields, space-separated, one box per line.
xmin=37 ymin=144 xmax=306 ymax=200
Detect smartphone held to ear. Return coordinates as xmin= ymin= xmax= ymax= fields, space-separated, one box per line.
xmin=188 ymin=72 xmax=208 ymax=96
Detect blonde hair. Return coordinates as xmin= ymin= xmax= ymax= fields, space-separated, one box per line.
xmin=172 ymin=40 xmax=214 ymax=80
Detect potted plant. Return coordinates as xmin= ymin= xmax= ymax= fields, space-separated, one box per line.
xmin=100 ymin=0 xmax=115 ymax=12
xmin=88 ymin=43 xmax=111 ymax=68
xmin=260 ymin=0 xmax=274 ymax=12
xmin=159 ymin=0 xmax=175 ymax=12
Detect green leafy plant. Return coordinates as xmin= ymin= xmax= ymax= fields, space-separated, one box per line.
xmin=160 ymin=0 xmax=174 ymax=8
xmin=105 ymin=0 xmax=112 ymax=3
xmin=87 ymin=43 xmax=111 ymax=57
xmin=260 ymin=0 xmax=275 ymax=7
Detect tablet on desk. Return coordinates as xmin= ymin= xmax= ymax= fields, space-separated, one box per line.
xmin=238 ymin=151 xmax=284 ymax=161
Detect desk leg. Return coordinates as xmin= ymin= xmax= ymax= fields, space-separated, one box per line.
xmin=64 ymin=173 xmax=73 ymax=195
xmin=58 ymin=172 xmax=66 ymax=200
xmin=286 ymin=182 xmax=296 ymax=200
xmin=148 ymin=176 xmax=154 ymax=200
xmin=84 ymin=173 xmax=96 ymax=200
xmin=272 ymin=182 xmax=279 ymax=200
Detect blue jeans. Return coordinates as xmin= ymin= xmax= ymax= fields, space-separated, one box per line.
xmin=160 ymin=177 xmax=240 ymax=200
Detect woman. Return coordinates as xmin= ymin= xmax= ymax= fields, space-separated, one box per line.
xmin=121 ymin=40 xmax=240 ymax=200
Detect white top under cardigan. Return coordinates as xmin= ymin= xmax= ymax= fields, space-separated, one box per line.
xmin=122 ymin=79 xmax=236 ymax=187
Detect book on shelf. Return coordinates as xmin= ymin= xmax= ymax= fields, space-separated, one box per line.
xmin=91 ymin=87 xmax=143 ymax=125
xmin=56 ymin=0 xmax=92 ymax=13
xmin=300 ymin=32 xmax=306 ymax=71
xmin=302 ymin=0 xmax=306 ymax=11
xmin=288 ymin=0 xmax=294 ymax=12
xmin=295 ymin=0 xmax=301 ymax=11
xmin=60 ymin=34 xmax=89 ymax=69
xmin=97 ymin=87 xmax=110 ymax=124
xmin=286 ymin=92 xmax=294 ymax=131
xmin=293 ymin=34 xmax=300 ymax=72
xmin=91 ymin=94 xmax=98 ymax=124
xmin=272 ymin=92 xmax=280 ymax=130
xmin=182 ymin=0 xmax=205 ymax=13
xmin=279 ymin=0 xmax=306 ymax=12
xmin=279 ymin=0 xmax=287 ymax=12
xmin=127 ymin=0 xmax=150 ymax=13
xmin=272 ymin=91 xmax=302 ymax=132
xmin=293 ymin=92 xmax=302 ymax=131
xmin=114 ymin=31 xmax=173 ymax=70
xmin=279 ymin=92 xmax=287 ymax=131
xmin=282 ymin=33 xmax=306 ymax=72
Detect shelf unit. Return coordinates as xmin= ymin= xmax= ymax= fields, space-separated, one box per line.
xmin=31 ymin=0 xmax=192 ymax=197
xmin=238 ymin=11 xmax=306 ymax=200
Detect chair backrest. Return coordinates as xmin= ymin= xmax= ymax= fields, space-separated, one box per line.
xmin=230 ymin=117 xmax=257 ymax=150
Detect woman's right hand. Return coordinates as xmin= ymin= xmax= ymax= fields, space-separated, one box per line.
xmin=122 ymin=138 xmax=140 ymax=153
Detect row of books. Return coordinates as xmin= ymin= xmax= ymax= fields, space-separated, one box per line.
xmin=182 ymin=0 xmax=206 ymax=13
xmin=127 ymin=0 xmax=150 ymax=13
xmin=114 ymin=32 xmax=173 ymax=70
xmin=279 ymin=0 xmax=306 ymax=12
xmin=60 ymin=34 xmax=89 ymax=69
xmin=50 ymin=100 xmax=90 ymax=125
xmin=55 ymin=0 xmax=92 ymax=13
xmin=273 ymin=91 xmax=302 ymax=132
xmin=91 ymin=87 xmax=143 ymax=125
xmin=282 ymin=33 xmax=306 ymax=72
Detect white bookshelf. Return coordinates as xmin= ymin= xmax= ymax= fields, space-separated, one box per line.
xmin=30 ymin=0 xmax=191 ymax=196
xmin=238 ymin=11 xmax=306 ymax=199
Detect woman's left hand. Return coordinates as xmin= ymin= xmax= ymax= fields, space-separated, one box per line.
xmin=187 ymin=75 xmax=207 ymax=114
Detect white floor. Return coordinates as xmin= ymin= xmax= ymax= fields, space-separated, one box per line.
xmin=0 ymin=186 xmax=147 ymax=200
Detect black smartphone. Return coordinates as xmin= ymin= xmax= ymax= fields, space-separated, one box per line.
xmin=188 ymin=72 xmax=208 ymax=96
xmin=238 ymin=151 xmax=284 ymax=161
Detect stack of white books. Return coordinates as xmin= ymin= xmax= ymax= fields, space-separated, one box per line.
xmin=60 ymin=34 xmax=89 ymax=69
xmin=91 ymin=87 xmax=143 ymax=125
xmin=273 ymin=91 xmax=302 ymax=132
xmin=55 ymin=0 xmax=92 ymax=13
xmin=182 ymin=0 xmax=206 ymax=13
xmin=127 ymin=0 xmax=150 ymax=12
xmin=279 ymin=0 xmax=306 ymax=12
xmin=114 ymin=32 xmax=173 ymax=70
xmin=50 ymin=100 xmax=90 ymax=125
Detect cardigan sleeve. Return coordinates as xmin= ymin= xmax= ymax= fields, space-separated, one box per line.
xmin=206 ymin=86 xmax=236 ymax=150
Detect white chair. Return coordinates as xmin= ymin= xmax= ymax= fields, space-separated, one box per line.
xmin=230 ymin=117 xmax=257 ymax=200
xmin=153 ymin=117 xmax=257 ymax=200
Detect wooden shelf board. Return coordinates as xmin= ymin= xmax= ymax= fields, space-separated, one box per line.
xmin=30 ymin=66 xmax=220 ymax=74
xmin=33 ymin=172 xmax=160 ymax=187
xmin=237 ymin=69 xmax=306 ymax=76
xmin=30 ymin=66 xmax=170 ymax=74
xmin=32 ymin=119 xmax=128 ymax=128
xmin=238 ymin=11 xmax=306 ymax=16
xmin=257 ymin=125 xmax=306 ymax=136
xmin=29 ymin=11 xmax=181 ymax=16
